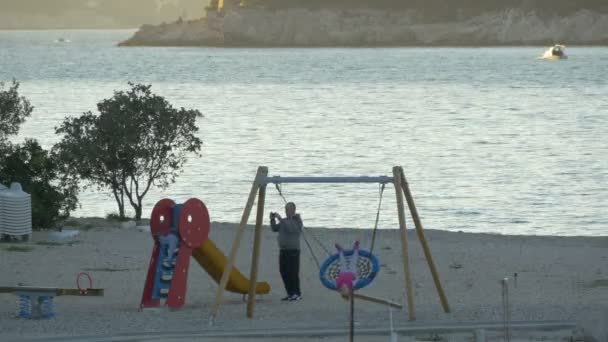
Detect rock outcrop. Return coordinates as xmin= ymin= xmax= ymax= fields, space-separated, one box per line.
xmin=118 ymin=18 xmax=224 ymax=46
xmin=119 ymin=9 xmax=608 ymax=47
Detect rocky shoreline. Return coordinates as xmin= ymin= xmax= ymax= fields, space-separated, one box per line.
xmin=119 ymin=9 xmax=608 ymax=47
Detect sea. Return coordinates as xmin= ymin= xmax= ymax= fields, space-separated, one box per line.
xmin=1 ymin=30 xmax=606 ymax=236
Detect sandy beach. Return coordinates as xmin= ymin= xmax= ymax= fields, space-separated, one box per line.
xmin=1 ymin=219 xmax=607 ymax=341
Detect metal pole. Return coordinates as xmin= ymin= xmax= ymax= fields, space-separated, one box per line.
xmin=262 ymin=176 xmax=394 ymax=185
xmin=502 ymin=278 xmax=511 ymax=342
xmin=350 ymin=288 xmax=355 ymax=342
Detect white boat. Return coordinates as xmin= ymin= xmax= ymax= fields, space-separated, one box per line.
xmin=540 ymin=44 xmax=567 ymax=60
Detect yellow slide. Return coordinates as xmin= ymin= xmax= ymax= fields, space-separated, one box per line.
xmin=192 ymin=239 xmax=271 ymax=295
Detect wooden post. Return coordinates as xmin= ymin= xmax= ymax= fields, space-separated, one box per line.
xmin=393 ymin=166 xmax=416 ymax=320
xmin=399 ymin=168 xmax=451 ymax=313
xmin=246 ymin=168 xmax=268 ymax=318
xmin=209 ymin=166 xmax=266 ymax=321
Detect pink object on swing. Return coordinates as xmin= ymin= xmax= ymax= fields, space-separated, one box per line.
xmin=335 ymin=241 xmax=360 ymax=291
xmin=336 ymin=272 xmax=356 ymax=290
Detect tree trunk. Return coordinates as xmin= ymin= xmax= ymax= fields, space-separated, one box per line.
xmin=120 ymin=189 xmax=125 ymax=219
xmin=123 ymin=177 xmax=143 ymax=221
xmin=134 ymin=200 xmax=142 ymax=221
xmin=112 ymin=186 xmax=125 ymax=219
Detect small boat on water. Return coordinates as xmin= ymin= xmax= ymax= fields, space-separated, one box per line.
xmin=540 ymin=44 xmax=567 ymax=60
xmin=55 ymin=38 xmax=71 ymax=43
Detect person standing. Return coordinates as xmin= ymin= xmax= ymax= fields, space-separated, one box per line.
xmin=270 ymin=202 xmax=303 ymax=301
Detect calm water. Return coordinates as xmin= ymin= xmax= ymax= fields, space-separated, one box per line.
xmin=1 ymin=30 xmax=607 ymax=236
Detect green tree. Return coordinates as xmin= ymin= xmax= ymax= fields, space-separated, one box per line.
xmin=0 ymin=80 xmax=33 ymax=144
xmin=0 ymin=80 xmax=78 ymax=229
xmin=0 ymin=140 xmax=79 ymax=228
xmin=54 ymin=83 xmax=203 ymax=221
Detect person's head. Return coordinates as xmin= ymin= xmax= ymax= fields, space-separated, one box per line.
xmin=285 ymin=202 xmax=296 ymax=217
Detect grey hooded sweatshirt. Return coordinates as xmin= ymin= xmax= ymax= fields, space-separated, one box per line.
xmin=270 ymin=214 xmax=303 ymax=250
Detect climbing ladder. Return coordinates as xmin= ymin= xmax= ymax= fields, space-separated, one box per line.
xmin=151 ymin=204 xmax=182 ymax=301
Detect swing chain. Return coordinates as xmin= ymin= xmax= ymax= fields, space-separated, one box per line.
xmin=302 ymin=230 xmax=323 ymax=269
xmin=274 ymin=183 xmax=288 ymax=203
xmin=369 ymin=182 xmax=386 ymax=255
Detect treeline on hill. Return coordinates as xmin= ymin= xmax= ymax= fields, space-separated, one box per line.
xmin=238 ymin=0 xmax=608 ymax=20
xmin=0 ymin=0 xmax=204 ymax=25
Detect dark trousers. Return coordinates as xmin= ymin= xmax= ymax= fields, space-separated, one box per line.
xmin=279 ymin=249 xmax=301 ymax=296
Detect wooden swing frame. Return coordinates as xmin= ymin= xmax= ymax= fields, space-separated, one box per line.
xmin=209 ymin=166 xmax=450 ymax=322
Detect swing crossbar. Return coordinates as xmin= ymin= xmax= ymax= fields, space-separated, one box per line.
xmin=262 ymin=176 xmax=394 ymax=185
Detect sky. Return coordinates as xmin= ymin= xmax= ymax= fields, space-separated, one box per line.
xmin=0 ymin=0 xmax=209 ymax=29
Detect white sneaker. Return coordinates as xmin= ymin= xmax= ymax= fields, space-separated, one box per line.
xmin=288 ymin=294 xmax=302 ymax=301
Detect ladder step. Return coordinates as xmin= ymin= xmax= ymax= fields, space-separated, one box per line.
xmin=162 ymin=260 xmax=176 ymax=268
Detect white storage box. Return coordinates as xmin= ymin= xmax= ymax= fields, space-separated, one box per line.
xmin=0 ymin=182 xmax=32 ymax=238
xmin=0 ymin=184 xmax=6 ymax=235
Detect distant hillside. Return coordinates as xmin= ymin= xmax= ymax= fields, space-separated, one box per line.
xmin=235 ymin=0 xmax=608 ymax=19
xmin=0 ymin=0 xmax=208 ymax=29
xmin=120 ymin=5 xmax=608 ymax=47
xmin=4 ymin=0 xmax=606 ymax=29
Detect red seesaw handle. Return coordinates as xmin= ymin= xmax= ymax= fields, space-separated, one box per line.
xmin=77 ymin=272 xmax=93 ymax=295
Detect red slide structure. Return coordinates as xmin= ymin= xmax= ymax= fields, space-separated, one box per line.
xmin=140 ymin=198 xmax=269 ymax=310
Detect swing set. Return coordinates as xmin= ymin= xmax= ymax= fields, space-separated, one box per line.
xmin=209 ymin=166 xmax=450 ymax=322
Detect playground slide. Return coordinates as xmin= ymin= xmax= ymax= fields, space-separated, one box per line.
xmin=192 ymin=239 xmax=271 ymax=295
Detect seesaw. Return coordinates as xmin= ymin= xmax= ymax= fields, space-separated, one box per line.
xmin=0 ymin=273 xmax=103 ymax=318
